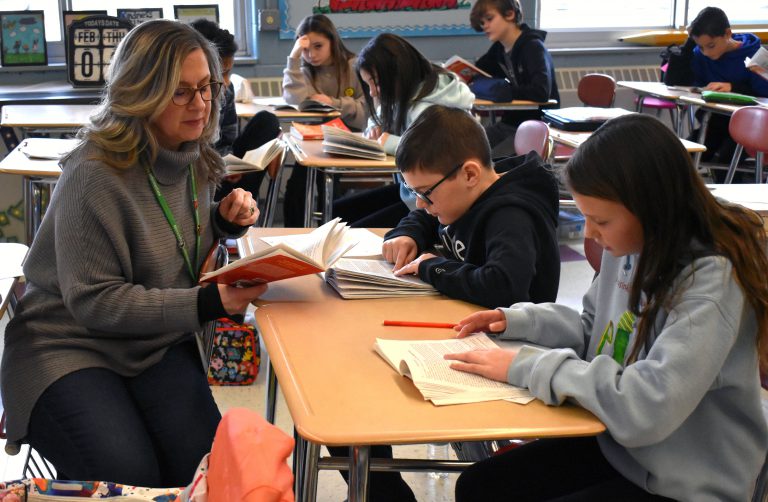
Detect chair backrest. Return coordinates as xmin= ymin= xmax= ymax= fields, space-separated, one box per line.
xmin=577 ymin=73 xmax=617 ymax=108
xmin=728 ymin=106 xmax=768 ymax=160
xmin=583 ymin=237 xmax=603 ymax=273
xmin=514 ymin=120 xmax=552 ymax=159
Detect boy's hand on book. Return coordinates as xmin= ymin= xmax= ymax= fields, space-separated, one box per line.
xmin=383 ymin=236 xmax=418 ymax=270
xmin=219 ymin=187 xmax=259 ymax=227
xmin=393 ymin=252 xmax=436 ymax=277
xmin=704 ymin=82 xmax=732 ymax=92
xmin=444 ymin=348 xmax=517 ymax=383
xmin=218 ymin=283 xmax=269 ymax=315
xmin=309 ymin=93 xmax=333 ymax=105
xmin=454 ymin=310 xmax=507 ymax=338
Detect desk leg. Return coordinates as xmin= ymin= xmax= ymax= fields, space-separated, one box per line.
xmin=349 ymin=445 xmax=370 ymax=502
xmin=302 ymin=441 xmax=320 ymax=502
xmin=293 ymin=430 xmax=306 ymax=500
xmin=693 ymin=110 xmax=711 ymax=174
xmin=265 ymin=358 xmax=278 ymax=424
xmin=262 ymin=167 xmax=283 ymax=228
xmin=304 ymin=167 xmax=317 ymax=228
xmin=322 ymin=172 xmax=334 ymax=225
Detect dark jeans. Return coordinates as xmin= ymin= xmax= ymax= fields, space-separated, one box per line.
xmin=282 ymin=165 xmax=329 ymax=228
xmin=326 ymin=445 xmax=416 ymax=502
xmin=332 ymin=183 xmax=410 ymax=228
xmin=26 ymin=339 xmax=221 ymax=488
xmin=455 ymin=437 xmax=676 ymax=502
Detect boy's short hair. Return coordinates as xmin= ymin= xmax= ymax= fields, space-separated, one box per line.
xmin=470 ymin=0 xmax=523 ymax=32
xmin=396 ymin=105 xmax=492 ymax=175
xmin=688 ymin=7 xmax=730 ymax=38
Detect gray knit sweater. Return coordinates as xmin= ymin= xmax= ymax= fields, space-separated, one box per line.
xmin=1 ymin=141 xmax=237 ymax=442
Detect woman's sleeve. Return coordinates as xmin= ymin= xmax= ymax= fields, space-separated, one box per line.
xmin=282 ymin=56 xmax=311 ymax=105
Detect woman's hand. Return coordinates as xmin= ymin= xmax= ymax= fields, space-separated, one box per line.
xmin=393 ymin=252 xmax=436 ymax=276
xmin=219 ymin=187 xmax=258 ymax=227
xmin=444 ymin=348 xmax=517 ymax=383
xmin=454 ymin=309 xmax=507 ymax=338
xmin=217 ymin=283 xmax=268 ymax=315
xmin=290 ymin=35 xmax=309 ymax=59
xmin=382 ymin=236 xmax=418 ymax=270
xmin=310 ymin=93 xmax=333 ymax=105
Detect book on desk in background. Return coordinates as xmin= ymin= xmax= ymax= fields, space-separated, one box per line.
xmin=222 ymin=137 xmax=286 ymax=174
xmin=19 ymin=138 xmax=81 ymax=160
xmin=289 ymin=117 xmax=350 ymax=140
xmin=322 ymin=126 xmax=386 ymax=160
xmin=273 ymin=98 xmax=340 ymax=113
xmin=325 ymin=258 xmax=439 ymax=299
xmin=542 ymin=107 xmax=634 ymax=132
xmin=442 ymin=55 xmax=491 ymax=84
xmin=198 ymin=218 xmax=358 ymax=286
xmin=746 ymin=46 xmax=768 ymax=81
xmin=374 ymin=333 xmax=534 ymax=406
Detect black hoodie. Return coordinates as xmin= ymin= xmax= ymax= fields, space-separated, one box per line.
xmin=475 ymin=24 xmax=560 ymax=127
xmin=384 ymin=152 xmax=560 ymax=309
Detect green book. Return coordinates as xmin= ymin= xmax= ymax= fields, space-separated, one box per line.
xmin=701 ymin=90 xmax=759 ymax=105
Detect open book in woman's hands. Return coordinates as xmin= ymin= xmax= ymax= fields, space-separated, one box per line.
xmin=199 ymin=218 xmax=357 ymax=286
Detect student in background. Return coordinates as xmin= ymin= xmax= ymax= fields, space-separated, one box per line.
xmin=688 ymin=6 xmax=768 ymax=166
xmin=0 ymin=20 xmax=268 ymax=487
xmin=332 ymin=33 xmax=475 ymax=228
xmin=469 ymin=0 xmax=559 ymax=155
xmin=383 ymin=104 xmax=560 ymax=309
xmin=446 ymin=114 xmax=768 ymax=501
xmin=191 ymin=19 xmax=281 ymax=202
xmin=282 ymin=14 xmax=367 ymax=226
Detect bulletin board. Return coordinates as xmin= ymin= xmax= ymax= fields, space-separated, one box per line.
xmin=278 ymin=0 xmax=477 ymax=39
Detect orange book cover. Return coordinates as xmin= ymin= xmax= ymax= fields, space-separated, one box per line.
xmin=290 ymin=117 xmax=349 ymax=140
xmin=443 ymin=55 xmax=491 ymax=84
xmin=200 ymin=249 xmax=324 ymax=286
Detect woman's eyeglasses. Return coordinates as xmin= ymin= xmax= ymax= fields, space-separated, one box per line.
xmin=403 ymin=162 xmax=463 ymax=205
xmin=172 ymin=81 xmax=222 ymax=106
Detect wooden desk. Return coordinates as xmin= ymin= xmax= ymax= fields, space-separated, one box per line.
xmin=1 ymin=104 xmax=94 ymax=134
xmin=0 ymin=81 xmax=102 ymax=106
xmin=616 ymin=81 xmax=699 ymax=137
xmin=0 ymin=141 xmax=64 ymax=244
xmin=619 ymin=29 xmax=768 ymax=46
xmin=252 ymin=229 xmax=604 ymax=501
xmin=473 ymin=98 xmax=558 ymax=124
xmin=550 ymin=126 xmax=706 ymax=153
xmin=284 ymin=136 xmax=397 ymax=227
xmin=707 ymin=184 xmax=768 ymax=230
xmin=0 ymin=243 xmax=28 ymax=319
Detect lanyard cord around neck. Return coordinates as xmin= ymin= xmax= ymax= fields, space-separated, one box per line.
xmin=145 ymin=163 xmax=201 ymax=283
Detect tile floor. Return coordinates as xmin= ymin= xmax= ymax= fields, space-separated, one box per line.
xmin=0 ymin=239 xmax=597 ymax=502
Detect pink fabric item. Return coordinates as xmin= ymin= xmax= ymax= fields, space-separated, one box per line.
xmin=208 ymin=408 xmax=295 ymax=502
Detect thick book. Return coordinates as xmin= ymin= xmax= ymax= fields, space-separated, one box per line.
xmin=289 ymin=117 xmax=350 ymax=140
xmin=274 ymin=98 xmax=340 ymax=113
xmin=222 ymin=137 xmax=286 ymax=174
xmin=745 ymin=46 xmax=768 ymax=81
xmin=199 ymin=218 xmax=357 ymax=286
xmin=325 ymin=258 xmax=439 ymax=299
xmin=321 ymin=126 xmax=387 ymax=161
xmin=542 ymin=107 xmax=634 ymax=131
xmin=373 ymin=333 xmax=534 ymax=406
xmin=443 ymin=55 xmax=491 ymax=84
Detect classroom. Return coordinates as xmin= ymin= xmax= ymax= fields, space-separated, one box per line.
xmin=1 ymin=0 xmax=767 ymax=501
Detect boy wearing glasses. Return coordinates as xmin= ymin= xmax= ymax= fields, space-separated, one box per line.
xmin=382 ymin=105 xmax=560 ymax=309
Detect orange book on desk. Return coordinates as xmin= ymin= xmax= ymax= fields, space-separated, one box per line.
xmin=289 ymin=117 xmax=349 ymax=140
xmin=199 ymin=218 xmax=357 ymax=286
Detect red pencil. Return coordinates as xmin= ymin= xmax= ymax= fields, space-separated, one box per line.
xmin=383 ymin=320 xmax=457 ymax=329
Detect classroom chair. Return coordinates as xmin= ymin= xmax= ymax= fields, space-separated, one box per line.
xmin=583 ymin=237 xmax=603 ymax=274
xmin=577 ymin=73 xmax=617 ymax=108
xmin=724 ymin=106 xmax=768 ymax=184
xmin=513 ymin=120 xmax=552 ymax=160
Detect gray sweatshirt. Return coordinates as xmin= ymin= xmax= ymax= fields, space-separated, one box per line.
xmin=1 ymin=142 xmax=238 ymax=442
xmin=282 ymin=55 xmax=367 ymax=131
xmin=500 ymin=250 xmax=767 ymax=501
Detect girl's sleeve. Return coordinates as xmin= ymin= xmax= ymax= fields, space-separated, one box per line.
xmin=282 ymin=56 xmax=311 ymax=105
xmin=330 ymin=58 xmax=368 ymax=131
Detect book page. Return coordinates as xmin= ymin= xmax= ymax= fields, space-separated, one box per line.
xmin=331 ymin=258 xmax=435 ymax=288
xmin=259 ymin=218 xmax=352 ymax=265
xmin=344 ymin=229 xmax=384 ymax=258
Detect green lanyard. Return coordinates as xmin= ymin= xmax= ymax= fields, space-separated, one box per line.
xmin=145 ymin=164 xmax=201 ymax=283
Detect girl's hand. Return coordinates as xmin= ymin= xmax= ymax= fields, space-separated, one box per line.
xmin=454 ymin=309 xmax=507 ymax=338
xmin=217 ymin=282 xmax=268 ymax=315
xmin=393 ymin=252 xmax=436 ymax=276
xmin=290 ymin=35 xmax=309 ymax=58
xmin=704 ymin=82 xmax=732 ymax=92
xmin=309 ymin=93 xmax=333 ymax=105
xmin=365 ymin=125 xmax=382 ymax=140
xmin=376 ymin=132 xmax=390 ymax=146
xmin=444 ymin=348 xmax=517 ymax=382
xmin=382 ymin=236 xmax=418 ymax=270
xmin=218 ymin=187 xmax=258 ymax=226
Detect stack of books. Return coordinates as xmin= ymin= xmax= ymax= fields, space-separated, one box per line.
xmin=325 ymin=258 xmax=439 ymax=299
xmin=289 ymin=117 xmax=349 ymax=140
xmin=322 ymin=127 xmax=386 ymax=161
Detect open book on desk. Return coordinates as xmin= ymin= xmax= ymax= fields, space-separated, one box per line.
xmin=322 ymin=126 xmax=386 ymax=161
xmin=746 ymin=46 xmax=768 ymax=81
xmin=199 ymin=218 xmax=357 ymax=285
xmin=443 ymin=55 xmax=491 ymax=84
xmin=290 ymin=117 xmax=349 ymax=140
xmin=374 ymin=333 xmax=534 ymax=406
xmin=325 ymin=258 xmax=439 ymax=299
xmin=274 ymin=98 xmax=340 ymax=113
xmin=222 ymin=137 xmax=286 ymax=174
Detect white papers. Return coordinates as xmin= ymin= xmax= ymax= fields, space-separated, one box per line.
xmin=745 ymin=46 xmax=768 ymax=81
xmin=0 ymin=243 xmax=28 ymax=280
xmin=18 ymin=138 xmax=80 ymax=160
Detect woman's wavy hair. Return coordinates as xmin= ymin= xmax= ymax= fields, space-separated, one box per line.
xmin=70 ymin=19 xmax=224 ymax=182
xmin=565 ymin=114 xmax=768 ymax=371
xmin=355 ymin=33 xmax=449 ymax=135
xmin=296 ymin=14 xmax=355 ymax=98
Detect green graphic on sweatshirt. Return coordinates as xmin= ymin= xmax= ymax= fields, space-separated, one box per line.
xmin=596 ymin=311 xmax=636 ymax=364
